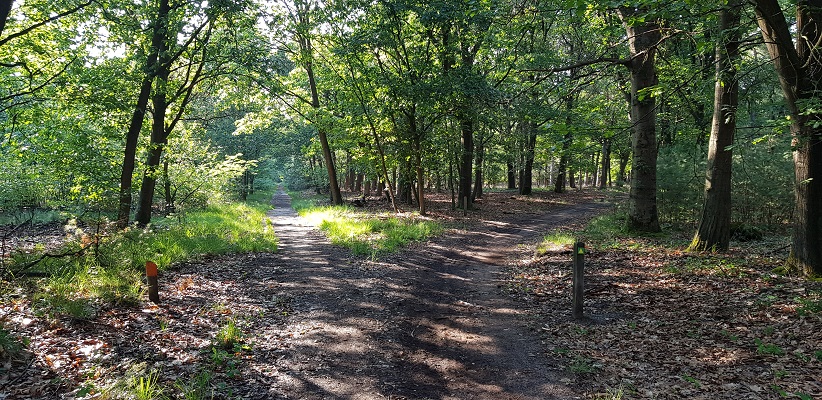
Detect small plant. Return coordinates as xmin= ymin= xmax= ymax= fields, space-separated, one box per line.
xmin=0 ymin=327 xmax=23 ymax=359
xmin=568 ymin=355 xmax=596 ymax=374
xmin=814 ymin=350 xmax=822 ymax=362
xmin=210 ymin=347 xmax=229 ymax=366
xmin=719 ymin=329 xmax=739 ymax=342
xmin=773 ymin=369 xmax=789 ymax=379
xmin=132 ymin=370 xmax=166 ymax=400
xmin=682 ymin=374 xmax=701 ymax=388
xmin=755 ymin=339 xmax=785 ymax=356
xmin=593 ymin=386 xmax=625 ymax=400
xmin=215 ymin=319 xmax=243 ymax=349
xmin=796 ymin=294 xmax=822 ymax=316
xmin=176 ymin=371 xmax=213 ymax=400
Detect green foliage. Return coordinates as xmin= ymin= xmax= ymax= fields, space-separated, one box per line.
xmin=214 ymin=319 xmax=244 ymax=350
xmin=755 ymin=339 xmax=785 ymax=356
xmin=568 ymin=355 xmax=596 ymax=374
xmin=681 ymin=374 xmax=701 ymax=388
xmin=536 ymin=231 xmax=575 ymax=255
xmin=0 ymin=327 xmax=24 ymax=360
xmin=13 ymin=196 xmax=277 ymax=316
xmin=795 ymin=293 xmax=822 ymax=316
xmin=176 ymin=371 xmax=214 ymax=400
xmin=131 ymin=370 xmax=167 ymax=400
xmin=657 ymin=140 xmax=793 ymax=229
xmin=293 ymin=193 xmax=441 ymax=256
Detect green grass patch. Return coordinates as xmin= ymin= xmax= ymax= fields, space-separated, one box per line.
xmin=536 ymin=231 xmax=575 ymax=255
xmin=13 ymin=194 xmax=278 ymax=315
xmin=290 ymin=192 xmax=442 ymax=256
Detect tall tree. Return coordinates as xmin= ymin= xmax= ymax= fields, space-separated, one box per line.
xmin=117 ymin=0 xmax=170 ymax=228
xmin=618 ymin=6 xmax=662 ymax=232
xmin=754 ymin=0 xmax=822 ymax=275
xmin=689 ymin=1 xmax=742 ymax=251
xmin=135 ymin=1 xmax=222 ymax=225
xmin=273 ymin=0 xmax=343 ymax=205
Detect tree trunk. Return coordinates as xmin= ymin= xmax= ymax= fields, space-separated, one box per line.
xmin=619 ymin=7 xmax=662 ymax=232
xmin=414 ymin=139 xmax=426 ymax=214
xmin=690 ymin=2 xmax=741 ymax=252
xmin=599 ymin=139 xmax=611 ymax=189
xmin=134 ymin=66 xmax=170 ymax=226
xmin=116 ymin=0 xmax=168 ymax=228
xmin=754 ymin=0 xmax=822 ymax=275
xmin=507 ymin=161 xmax=516 ymax=189
xmin=457 ymin=112 xmax=474 ymax=210
xmin=519 ymin=122 xmax=537 ymax=195
xmin=472 ymin=140 xmax=484 ymax=200
xmin=0 ymin=0 xmax=12 ymax=39
xmin=301 ymin=31 xmax=342 ymax=205
xmin=134 ymin=0 xmax=172 ymax=226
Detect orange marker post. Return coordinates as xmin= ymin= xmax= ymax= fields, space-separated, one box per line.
xmin=146 ymin=261 xmax=160 ymax=304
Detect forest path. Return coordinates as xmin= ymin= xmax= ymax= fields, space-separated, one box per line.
xmin=248 ymin=189 xmax=611 ymax=400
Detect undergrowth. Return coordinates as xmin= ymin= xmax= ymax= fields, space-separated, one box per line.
xmin=6 ymin=192 xmax=278 ymax=317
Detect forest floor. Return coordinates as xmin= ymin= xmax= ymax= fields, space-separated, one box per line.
xmin=1 ymin=188 xmax=821 ymax=399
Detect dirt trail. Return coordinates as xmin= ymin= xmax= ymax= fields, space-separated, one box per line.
xmin=254 ymin=190 xmax=610 ymax=399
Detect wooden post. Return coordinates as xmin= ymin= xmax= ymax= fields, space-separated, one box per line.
xmin=146 ymin=261 xmax=160 ymax=304
xmin=572 ymin=241 xmax=585 ymax=319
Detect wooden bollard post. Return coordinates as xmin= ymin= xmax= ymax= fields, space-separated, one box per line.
xmin=572 ymin=241 xmax=585 ymax=319
xmin=146 ymin=261 xmax=160 ymax=304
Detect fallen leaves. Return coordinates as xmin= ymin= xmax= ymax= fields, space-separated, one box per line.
xmin=508 ymin=234 xmax=822 ymax=399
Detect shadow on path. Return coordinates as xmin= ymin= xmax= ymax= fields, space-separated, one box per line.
xmin=235 ymin=189 xmax=610 ymax=399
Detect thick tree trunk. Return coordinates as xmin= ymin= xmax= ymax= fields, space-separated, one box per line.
xmin=117 ymin=76 xmax=153 ymax=228
xmin=619 ymin=7 xmax=662 ymax=232
xmin=754 ymin=0 xmax=822 ymax=275
xmin=690 ymin=3 xmax=741 ymax=252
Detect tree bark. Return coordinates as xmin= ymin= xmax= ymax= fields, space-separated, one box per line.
xmin=599 ymin=138 xmax=611 ymax=189
xmin=519 ymin=122 xmax=537 ymax=195
xmin=619 ymin=7 xmax=662 ymax=232
xmin=457 ymin=112 xmax=474 ymax=210
xmin=116 ymin=0 xmax=168 ymax=228
xmin=472 ymin=140 xmax=484 ymax=200
xmin=299 ymin=25 xmax=342 ymax=204
xmin=0 ymin=0 xmax=12 ymax=39
xmin=134 ymin=0 xmax=172 ymax=226
xmin=754 ymin=0 xmax=822 ymax=275
xmin=690 ymin=2 xmax=741 ymax=252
